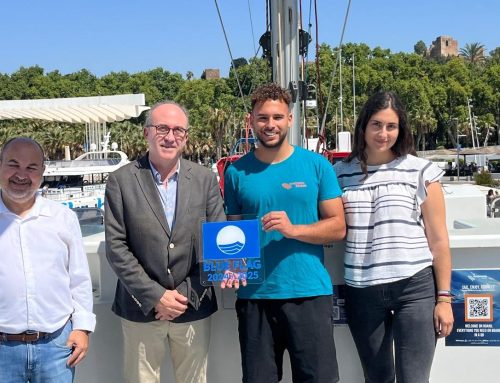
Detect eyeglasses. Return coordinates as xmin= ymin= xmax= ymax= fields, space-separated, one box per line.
xmin=147 ymin=125 xmax=189 ymax=138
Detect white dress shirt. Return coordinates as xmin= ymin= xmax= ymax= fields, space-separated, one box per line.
xmin=0 ymin=194 xmax=96 ymax=333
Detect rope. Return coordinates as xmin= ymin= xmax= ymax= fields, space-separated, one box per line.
xmin=214 ymin=0 xmax=248 ymax=112
xmin=316 ymin=0 xmax=352 ymax=152
xmin=247 ymin=0 xmax=258 ymax=56
xmin=314 ymin=0 xmax=323 ymax=119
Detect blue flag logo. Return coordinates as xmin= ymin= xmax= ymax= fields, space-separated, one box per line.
xmin=216 ymin=225 xmax=246 ymax=255
xmin=202 ymin=220 xmax=260 ymax=261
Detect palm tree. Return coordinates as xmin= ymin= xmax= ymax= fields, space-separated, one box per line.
xmin=36 ymin=122 xmax=82 ymax=160
xmin=0 ymin=120 xmax=24 ymax=145
xmin=111 ymin=121 xmax=146 ymax=160
xmin=412 ymin=112 xmax=437 ymax=151
xmin=0 ymin=125 xmax=13 ymax=146
xmin=208 ymin=107 xmax=231 ymax=160
xmin=460 ymin=42 xmax=486 ymax=65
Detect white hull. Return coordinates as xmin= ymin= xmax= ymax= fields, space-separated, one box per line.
xmin=42 ymin=149 xmax=128 ymax=209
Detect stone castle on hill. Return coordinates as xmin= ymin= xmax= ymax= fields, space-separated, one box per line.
xmin=428 ymin=35 xmax=459 ymax=58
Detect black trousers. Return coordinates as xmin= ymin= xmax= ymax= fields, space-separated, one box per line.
xmin=236 ymin=295 xmax=339 ymax=383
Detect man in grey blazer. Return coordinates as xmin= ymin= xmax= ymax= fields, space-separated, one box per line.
xmin=105 ymin=101 xmax=225 ymax=383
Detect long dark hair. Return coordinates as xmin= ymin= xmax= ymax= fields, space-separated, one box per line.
xmin=346 ymin=91 xmax=415 ymax=175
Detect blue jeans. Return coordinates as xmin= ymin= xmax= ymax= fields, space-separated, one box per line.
xmin=346 ymin=267 xmax=437 ymax=383
xmin=0 ymin=321 xmax=74 ymax=383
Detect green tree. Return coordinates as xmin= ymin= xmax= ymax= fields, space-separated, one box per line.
xmin=109 ymin=121 xmax=146 ymax=160
xmin=227 ymin=57 xmax=271 ymax=102
xmin=2 ymin=41 xmax=498 ymax=155
xmin=489 ymin=47 xmax=500 ymax=63
xmin=414 ymin=40 xmax=427 ymax=56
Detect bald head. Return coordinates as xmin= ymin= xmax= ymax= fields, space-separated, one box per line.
xmin=0 ymin=137 xmax=45 ymax=163
xmin=145 ymin=100 xmax=189 ymax=128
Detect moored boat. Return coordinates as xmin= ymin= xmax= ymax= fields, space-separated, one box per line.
xmin=41 ymin=134 xmax=129 ymax=209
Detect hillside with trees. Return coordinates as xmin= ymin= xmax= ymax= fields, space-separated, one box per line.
xmin=0 ymin=43 xmax=498 ymax=161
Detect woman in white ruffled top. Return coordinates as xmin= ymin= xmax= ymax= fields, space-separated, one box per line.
xmin=334 ymin=91 xmax=454 ymax=383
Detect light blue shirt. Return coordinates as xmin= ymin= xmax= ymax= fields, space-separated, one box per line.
xmin=150 ymin=160 xmax=179 ymax=230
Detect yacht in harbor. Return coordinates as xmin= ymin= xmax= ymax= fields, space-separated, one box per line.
xmin=41 ymin=132 xmax=129 ymax=209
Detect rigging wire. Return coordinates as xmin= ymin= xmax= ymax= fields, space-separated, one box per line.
xmin=298 ymin=0 xmax=307 ymax=80
xmin=307 ymin=0 xmax=313 ymax=39
xmin=299 ymin=0 xmax=313 ymax=144
xmin=306 ymin=0 xmax=313 ymax=75
xmin=266 ymin=0 xmax=270 ymax=31
xmin=213 ymin=0 xmax=272 ymax=151
xmin=214 ymin=0 xmax=248 ymax=112
xmin=247 ymin=0 xmax=258 ymax=56
xmin=314 ymin=0 xmax=324 ymax=120
xmin=316 ymin=0 xmax=352 ymax=152
xmin=238 ymin=0 xmax=268 ymax=98
xmin=299 ymin=0 xmax=305 ymax=146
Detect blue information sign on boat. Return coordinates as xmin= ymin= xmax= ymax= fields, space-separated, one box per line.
xmin=446 ymin=269 xmax=500 ymax=346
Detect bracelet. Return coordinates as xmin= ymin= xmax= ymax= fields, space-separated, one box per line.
xmin=436 ymin=296 xmax=452 ymax=304
xmin=437 ymin=292 xmax=452 ymax=297
xmin=437 ymin=290 xmax=451 ymax=295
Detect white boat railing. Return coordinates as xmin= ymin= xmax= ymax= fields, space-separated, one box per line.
xmin=43 ymin=189 xmax=104 ymax=202
xmin=45 ymin=158 xmax=123 ymax=168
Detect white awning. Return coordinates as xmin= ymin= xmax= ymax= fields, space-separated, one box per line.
xmin=0 ymin=94 xmax=149 ymax=123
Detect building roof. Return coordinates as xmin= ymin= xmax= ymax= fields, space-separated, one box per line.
xmin=0 ymin=94 xmax=149 ymax=124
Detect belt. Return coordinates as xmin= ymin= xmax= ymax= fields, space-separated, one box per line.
xmin=0 ymin=331 xmax=50 ymax=343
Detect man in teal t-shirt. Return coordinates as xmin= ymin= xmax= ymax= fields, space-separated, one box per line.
xmin=223 ymin=83 xmax=346 ymax=383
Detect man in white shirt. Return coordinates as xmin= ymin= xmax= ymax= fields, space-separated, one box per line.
xmin=0 ymin=137 xmax=96 ymax=383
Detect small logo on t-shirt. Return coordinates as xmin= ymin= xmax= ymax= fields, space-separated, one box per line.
xmin=282 ymin=182 xmax=307 ymax=190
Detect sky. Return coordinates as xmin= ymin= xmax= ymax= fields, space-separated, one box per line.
xmin=1 ymin=0 xmax=499 ymax=79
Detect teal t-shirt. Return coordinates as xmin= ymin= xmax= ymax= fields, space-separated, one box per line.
xmin=224 ymin=146 xmax=342 ymax=299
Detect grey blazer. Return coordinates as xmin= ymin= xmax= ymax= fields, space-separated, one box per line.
xmin=104 ymin=154 xmax=225 ymax=323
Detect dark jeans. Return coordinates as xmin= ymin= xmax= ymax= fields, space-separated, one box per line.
xmin=236 ymin=295 xmax=339 ymax=383
xmin=346 ymin=267 xmax=437 ymax=383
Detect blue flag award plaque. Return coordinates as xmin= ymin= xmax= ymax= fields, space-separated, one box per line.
xmin=200 ymin=219 xmax=264 ymax=286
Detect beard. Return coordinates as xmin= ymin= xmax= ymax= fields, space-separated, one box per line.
xmin=256 ymin=131 xmax=288 ymax=149
xmin=2 ymin=178 xmax=39 ymax=204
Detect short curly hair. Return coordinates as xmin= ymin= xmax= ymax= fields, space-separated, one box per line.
xmin=250 ymin=83 xmax=292 ymax=110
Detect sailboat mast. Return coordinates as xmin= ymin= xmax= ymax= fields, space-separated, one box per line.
xmin=270 ymin=0 xmax=301 ymax=147
xmin=352 ymin=53 xmax=356 ymax=127
xmin=467 ymin=98 xmax=477 ymax=149
xmin=339 ymin=48 xmax=343 ymax=132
